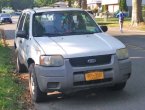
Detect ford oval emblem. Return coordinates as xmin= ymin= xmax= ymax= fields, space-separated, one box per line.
xmin=87 ymin=59 xmax=96 ymax=64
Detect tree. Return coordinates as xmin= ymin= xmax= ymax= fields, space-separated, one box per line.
xmin=131 ymin=0 xmax=144 ymax=26
xmin=34 ymin=0 xmax=49 ymax=7
xmin=119 ymin=0 xmax=128 ymax=11
xmin=67 ymin=0 xmax=71 ymax=7
xmin=0 ymin=0 xmax=34 ymax=10
xmin=81 ymin=0 xmax=87 ymax=9
xmin=34 ymin=0 xmax=61 ymax=7
xmin=78 ymin=0 xmax=81 ymax=8
xmin=77 ymin=0 xmax=87 ymax=9
xmin=11 ymin=0 xmax=34 ymax=10
xmin=0 ymin=0 xmax=12 ymax=11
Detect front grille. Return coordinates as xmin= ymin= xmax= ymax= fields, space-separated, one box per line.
xmin=74 ymin=78 xmax=112 ymax=86
xmin=69 ymin=54 xmax=112 ymax=67
xmin=4 ymin=18 xmax=10 ymax=21
xmin=74 ymin=68 xmax=112 ymax=75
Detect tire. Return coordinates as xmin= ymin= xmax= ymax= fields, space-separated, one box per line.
xmin=29 ymin=64 xmax=47 ymax=102
xmin=16 ymin=56 xmax=27 ymax=73
xmin=9 ymin=21 xmax=12 ymax=24
xmin=110 ymin=82 xmax=126 ymax=91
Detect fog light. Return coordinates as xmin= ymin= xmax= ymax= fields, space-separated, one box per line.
xmin=47 ymin=82 xmax=59 ymax=88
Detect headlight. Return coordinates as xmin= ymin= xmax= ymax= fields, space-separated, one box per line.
xmin=40 ymin=55 xmax=64 ymax=66
xmin=116 ymin=48 xmax=129 ymax=60
xmin=0 ymin=18 xmax=4 ymax=20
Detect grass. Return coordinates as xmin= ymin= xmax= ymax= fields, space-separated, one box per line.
xmin=96 ymin=17 xmax=131 ymax=27
xmin=0 ymin=45 xmax=24 ymax=110
xmin=96 ymin=17 xmax=145 ymax=31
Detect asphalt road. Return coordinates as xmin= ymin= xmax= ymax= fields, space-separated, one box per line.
xmin=34 ymin=30 xmax=145 ymax=110
xmin=2 ymin=18 xmax=145 ymax=110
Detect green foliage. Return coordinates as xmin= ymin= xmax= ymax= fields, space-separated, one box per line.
xmin=0 ymin=47 xmax=24 ymax=110
xmin=11 ymin=0 xmax=34 ymax=10
xmin=0 ymin=0 xmax=34 ymax=10
xmin=0 ymin=0 xmax=75 ymax=10
xmin=143 ymin=5 xmax=145 ymax=10
xmin=34 ymin=0 xmax=59 ymax=7
xmin=0 ymin=41 xmax=3 ymax=47
xmin=34 ymin=0 xmax=49 ymax=7
xmin=0 ymin=0 xmax=11 ymax=11
xmin=119 ymin=0 xmax=128 ymax=11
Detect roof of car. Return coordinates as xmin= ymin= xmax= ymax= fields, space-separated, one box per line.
xmin=0 ymin=13 xmax=10 ymax=15
xmin=23 ymin=7 xmax=83 ymax=13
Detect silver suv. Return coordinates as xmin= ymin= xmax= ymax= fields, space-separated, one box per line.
xmin=14 ymin=7 xmax=131 ymax=102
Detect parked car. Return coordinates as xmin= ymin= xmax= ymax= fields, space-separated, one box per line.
xmin=0 ymin=13 xmax=12 ymax=24
xmin=14 ymin=7 xmax=131 ymax=102
xmin=15 ymin=11 xmax=22 ymax=16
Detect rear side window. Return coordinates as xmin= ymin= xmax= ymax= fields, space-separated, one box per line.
xmin=23 ymin=14 xmax=30 ymax=35
xmin=18 ymin=13 xmax=26 ymax=31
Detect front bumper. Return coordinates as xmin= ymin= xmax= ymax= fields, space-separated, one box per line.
xmin=34 ymin=55 xmax=131 ymax=93
xmin=0 ymin=18 xmax=12 ymax=23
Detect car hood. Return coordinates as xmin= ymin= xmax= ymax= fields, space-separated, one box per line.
xmin=34 ymin=33 xmax=125 ymax=58
xmin=0 ymin=17 xmax=11 ymax=19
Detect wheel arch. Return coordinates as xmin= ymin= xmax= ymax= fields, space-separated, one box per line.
xmin=27 ymin=58 xmax=35 ymax=68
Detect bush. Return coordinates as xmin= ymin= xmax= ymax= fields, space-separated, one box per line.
xmin=102 ymin=5 xmax=108 ymax=12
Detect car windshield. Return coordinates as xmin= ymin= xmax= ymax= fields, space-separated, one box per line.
xmin=32 ymin=10 xmax=102 ymax=37
xmin=1 ymin=14 xmax=10 ymax=17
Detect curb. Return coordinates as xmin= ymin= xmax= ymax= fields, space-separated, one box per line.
xmin=108 ymin=27 xmax=145 ymax=34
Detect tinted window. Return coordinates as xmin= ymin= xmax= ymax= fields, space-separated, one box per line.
xmin=1 ymin=14 xmax=11 ymax=17
xmin=18 ymin=13 xmax=26 ymax=31
xmin=32 ymin=11 xmax=101 ymax=37
xmin=23 ymin=14 xmax=30 ymax=36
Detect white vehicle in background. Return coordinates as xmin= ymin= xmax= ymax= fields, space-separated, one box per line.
xmin=14 ymin=7 xmax=131 ymax=102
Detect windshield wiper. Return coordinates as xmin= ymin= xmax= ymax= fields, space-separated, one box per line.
xmin=68 ymin=31 xmax=95 ymax=35
xmin=82 ymin=31 xmax=95 ymax=34
xmin=36 ymin=31 xmax=95 ymax=37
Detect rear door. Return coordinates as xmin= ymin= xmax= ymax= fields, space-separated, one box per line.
xmin=16 ymin=12 xmax=31 ymax=65
xmin=15 ymin=13 xmax=26 ymax=63
xmin=21 ymin=13 xmax=31 ymax=65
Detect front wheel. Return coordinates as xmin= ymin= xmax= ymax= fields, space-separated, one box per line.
xmin=110 ymin=82 xmax=126 ymax=91
xmin=29 ymin=64 xmax=47 ymax=102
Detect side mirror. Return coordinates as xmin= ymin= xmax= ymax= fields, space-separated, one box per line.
xmin=16 ymin=30 xmax=27 ymax=38
xmin=100 ymin=26 xmax=108 ymax=32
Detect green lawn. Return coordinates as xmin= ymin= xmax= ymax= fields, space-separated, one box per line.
xmin=0 ymin=46 xmax=24 ymax=110
xmin=96 ymin=17 xmax=145 ymax=31
xmin=96 ymin=17 xmax=131 ymax=27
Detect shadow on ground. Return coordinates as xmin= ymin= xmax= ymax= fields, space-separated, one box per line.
xmin=5 ymin=30 xmax=15 ymax=40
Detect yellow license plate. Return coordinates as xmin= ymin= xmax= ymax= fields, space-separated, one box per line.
xmin=85 ymin=71 xmax=104 ymax=81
